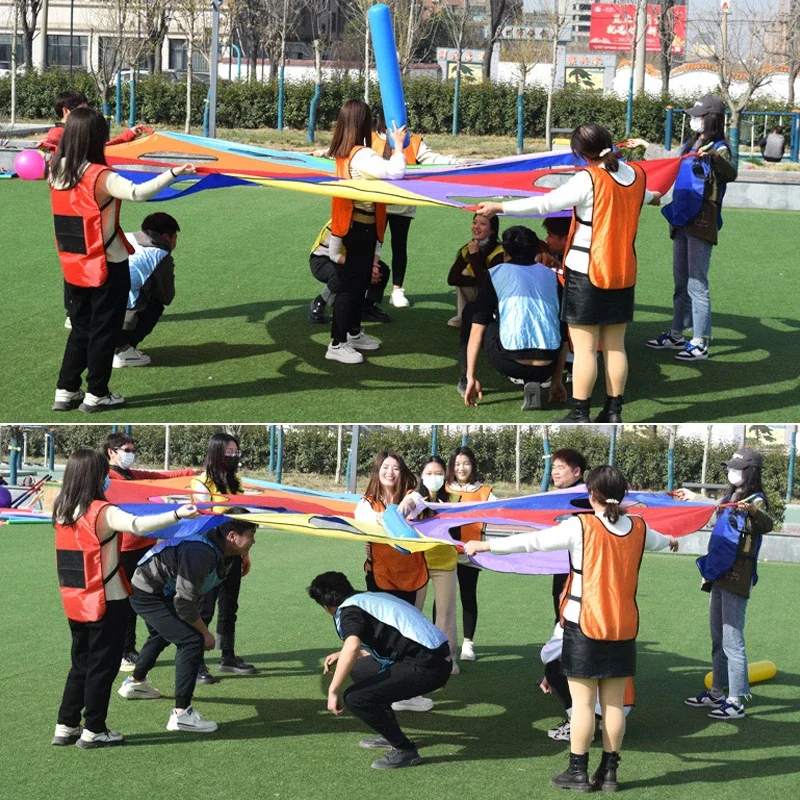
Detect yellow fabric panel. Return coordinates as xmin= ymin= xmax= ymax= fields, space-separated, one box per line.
xmin=424 ymin=543 xmax=458 ymax=571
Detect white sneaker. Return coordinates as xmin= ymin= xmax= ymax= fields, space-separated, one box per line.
xmin=325 ymin=342 xmax=364 ymax=364
xmin=52 ymin=388 xmax=84 ymax=412
xmin=450 ymin=661 xmax=460 ymax=676
xmin=460 ymin=641 xmax=476 ymax=661
xmin=447 ymin=316 xmax=462 ymax=328
xmin=75 ymin=728 xmax=125 ymax=749
xmin=118 ymin=676 xmax=161 ymax=700
xmin=390 ymin=287 xmax=410 ymax=307
xmin=64 ymin=316 xmax=72 ymax=330
xmin=79 ymin=392 xmax=125 ymax=413
xmin=347 ymin=330 xmax=380 ymax=351
xmin=166 ymin=706 xmax=218 ymax=733
xmin=113 ymin=347 xmax=151 ymax=368
xmin=547 ymin=719 xmax=571 ymax=741
xmin=52 ymin=723 xmax=82 ymax=746
xmin=391 ymin=695 xmax=434 ymax=712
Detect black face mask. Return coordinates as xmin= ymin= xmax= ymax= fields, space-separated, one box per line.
xmin=224 ymin=456 xmax=240 ymax=472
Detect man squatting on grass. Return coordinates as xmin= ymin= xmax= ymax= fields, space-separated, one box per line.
xmin=308 ymin=571 xmax=453 ymax=770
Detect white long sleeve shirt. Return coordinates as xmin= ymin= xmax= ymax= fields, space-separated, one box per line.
xmin=501 ymin=163 xmax=653 ymax=275
xmin=490 ymin=514 xmax=671 ymax=623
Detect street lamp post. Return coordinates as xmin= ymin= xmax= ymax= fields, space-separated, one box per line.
xmin=69 ymin=0 xmax=75 ymax=75
xmin=208 ymin=0 xmax=222 ymax=138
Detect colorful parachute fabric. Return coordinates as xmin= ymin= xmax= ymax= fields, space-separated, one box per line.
xmin=106 ymin=131 xmax=683 ymax=212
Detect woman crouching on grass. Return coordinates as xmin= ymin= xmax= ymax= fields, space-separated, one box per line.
xmin=466 ymin=466 xmax=678 ymax=792
xmin=52 ymin=449 xmax=198 ymax=749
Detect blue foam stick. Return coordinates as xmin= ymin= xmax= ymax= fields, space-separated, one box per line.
xmin=368 ymin=4 xmax=409 ymax=147
xmin=382 ymin=504 xmax=421 ymax=555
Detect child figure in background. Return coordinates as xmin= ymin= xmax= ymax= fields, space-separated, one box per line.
xmin=446 ymin=213 xmax=504 ymax=327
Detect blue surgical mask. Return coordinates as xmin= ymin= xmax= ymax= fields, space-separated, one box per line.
xmin=102 ymin=475 xmax=111 ymax=493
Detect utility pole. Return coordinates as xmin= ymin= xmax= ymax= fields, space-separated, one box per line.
xmin=209 ymin=0 xmax=222 ymax=138
xmin=633 ymin=0 xmax=648 ymax=95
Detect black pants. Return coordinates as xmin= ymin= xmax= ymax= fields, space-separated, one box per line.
xmin=456 ymin=564 xmax=480 ymax=640
xmin=331 ymin=222 xmax=378 ymax=344
xmin=119 ymin=547 xmax=151 ymax=652
xmin=545 ymin=658 xmax=571 ymax=712
xmin=200 ymin=556 xmax=242 ymax=655
xmin=131 ymin=588 xmax=204 ymax=709
xmin=57 ymin=599 xmax=128 ymax=732
xmin=344 ymin=651 xmax=451 ymax=750
xmin=122 ymin=301 xmax=164 ymax=349
xmin=460 ymin=302 xmax=556 ymax=384
xmin=310 ymin=255 xmax=388 ymax=306
xmin=59 ymin=260 xmax=130 ymax=396
xmin=552 ymin=573 xmax=569 ymax=625
xmin=365 ymin=570 xmax=417 ymax=606
xmin=386 ymin=214 xmax=413 ymax=287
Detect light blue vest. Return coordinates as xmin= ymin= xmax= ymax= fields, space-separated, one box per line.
xmin=139 ymin=531 xmax=227 ymax=597
xmin=125 ymin=233 xmax=169 ymax=309
xmin=490 ymin=263 xmax=561 ymax=352
xmin=334 ymin=592 xmax=448 ymax=668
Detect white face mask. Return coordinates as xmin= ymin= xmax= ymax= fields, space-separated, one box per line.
xmin=727 ymin=468 xmax=744 ymax=487
xmin=690 ymin=117 xmax=705 ymax=134
xmin=422 ymin=474 xmax=445 ymax=493
xmin=118 ymin=451 xmax=136 ymax=470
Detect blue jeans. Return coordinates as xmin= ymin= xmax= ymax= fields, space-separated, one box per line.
xmin=709 ymin=584 xmax=749 ymax=698
xmin=671 ymin=229 xmax=713 ymax=340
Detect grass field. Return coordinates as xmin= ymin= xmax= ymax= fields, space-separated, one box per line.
xmin=1 ymin=524 xmax=798 ymax=800
xmin=2 ymin=178 xmax=799 ymax=423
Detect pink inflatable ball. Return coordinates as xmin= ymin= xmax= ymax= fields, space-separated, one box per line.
xmin=14 ymin=149 xmax=46 ymax=180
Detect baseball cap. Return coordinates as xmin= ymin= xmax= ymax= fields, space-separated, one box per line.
xmin=722 ymin=447 xmax=763 ymax=470
xmin=686 ymin=95 xmax=726 ymax=116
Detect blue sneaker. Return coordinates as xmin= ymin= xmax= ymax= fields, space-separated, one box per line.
xmin=708 ymin=699 xmax=745 ymax=720
xmin=675 ymin=341 xmax=709 ymax=361
xmin=645 ymin=331 xmax=686 ymax=350
xmin=684 ymin=689 xmax=724 ymax=708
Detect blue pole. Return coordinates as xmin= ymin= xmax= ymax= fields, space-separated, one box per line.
xmin=275 ymin=426 xmax=284 ymax=484
xmin=664 ymin=105 xmax=673 ymax=150
xmin=102 ymin=101 xmax=111 ymax=129
xmin=115 ymin=71 xmax=122 ymax=124
xmin=540 ymin=426 xmax=552 ymax=493
xmin=516 ymin=92 xmax=524 ymax=154
xmin=48 ymin=430 xmax=55 ymax=472
xmin=203 ymin=90 xmax=211 ymax=138
xmin=608 ymin=426 xmax=617 ymax=466
xmin=729 ymin=124 xmax=740 ymax=164
xmin=346 ymin=425 xmax=361 ymax=494
xmin=452 ymin=65 xmax=461 ymax=136
xmin=431 ymin=425 xmax=438 ymax=456
xmin=667 ymin=436 xmax=675 ymax=492
xmin=307 ymin=83 xmax=321 ymax=144
xmin=230 ymin=43 xmax=241 ymax=79
xmin=124 ymin=425 xmax=132 ymax=435
xmin=625 ymin=75 xmax=633 ymax=136
xmin=791 ymin=110 xmax=800 ymax=163
xmin=111 ymin=425 xmax=118 ymax=433
xmin=461 ymin=428 xmax=468 ymax=447
xmin=9 ymin=437 xmax=19 ymax=485
xmin=128 ymin=75 xmax=136 ymax=128
xmin=277 ymin=64 xmax=285 ymax=130
xmin=269 ymin=425 xmax=276 ymax=473
xmin=787 ymin=425 xmax=797 ymax=503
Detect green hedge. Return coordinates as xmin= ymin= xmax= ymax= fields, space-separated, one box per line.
xmin=2 ymin=70 xmax=794 ymax=141
xmin=12 ymin=424 xmax=791 ymax=521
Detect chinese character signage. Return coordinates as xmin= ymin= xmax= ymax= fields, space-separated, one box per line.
xmin=588 ymin=4 xmax=687 ymax=53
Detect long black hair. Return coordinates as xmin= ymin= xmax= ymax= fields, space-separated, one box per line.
xmin=721 ymin=465 xmax=770 ymax=510
xmin=446 ymin=446 xmax=479 ymax=486
xmin=52 ymin=449 xmax=109 ymax=526
xmin=585 ymin=465 xmax=628 ymax=525
xmin=204 ymin=433 xmax=241 ymax=494
xmin=571 ymin=123 xmax=620 ymax=173
xmin=49 ymin=107 xmax=109 ymax=190
xmin=417 ymin=455 xmax=449 ymax=503
xmin=687 ymin=111 xmax=729 ymax=152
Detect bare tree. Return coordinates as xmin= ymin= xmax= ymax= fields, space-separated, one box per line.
xmin=18 ymin=0 xmax=43 ymax=71
xmin=230 ymin=0 xmax=266 ymax=82
xmin=172 ymin=0 xmax=211 ymax=132
xmin=657 ymin=0 xmax=677 ymax=95
xmin=141 ymin=0 xmax=172 ymax=74
xmin=87 ymin=1 xmax=136 ymax=113
xmin=434 ymin=0 xmax=476 ymax=134
xmin=782 ymin=0 xmax=800 ymax=106
xmin=346 ymin=0 xmax=377 ymax=101
xmin=480 ymin=0 xmax=520 ymax=79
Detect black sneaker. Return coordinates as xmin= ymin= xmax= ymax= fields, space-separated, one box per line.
xmin=362 ymin=303 xmax=391 ymax=323
xmin=196 ymin=663 xmax=218 ymax=684
xmin=218 ymin=655 xmax=257 ymax=674
xmin=308 ymin=297 xmax=326 ymax=324
xmin=371 ymin=746 xmax=422 ymax=770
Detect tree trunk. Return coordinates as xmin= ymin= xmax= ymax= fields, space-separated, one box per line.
xmin=545 ymin=35 xmax=558 ymax=151
xmin=24 ymin=29 xmax=34 ymax=71
xmin=789 ymin=63 xmax=799 ymax=108
xmin=185 ymin=33 xmax=193 ymax=134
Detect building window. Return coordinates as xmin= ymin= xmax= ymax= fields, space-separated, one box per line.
xmin=0 ymin=34 xmax=24 ymax=70
xmin=168 ymin=39 xmax=208 ymax=73
xmin=47 ymin=35 xmax=88 ymax=68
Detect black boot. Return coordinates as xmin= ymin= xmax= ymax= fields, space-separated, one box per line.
xmin=594 ymin=395 xmax=623 ymax=423
xmin=591 ymin=751 xmax=620 ymax=792
xmin=550 ymin=752 xmax=592 ymax=792
xmin=558 ymin=398 xmax=590 ymax=423
xmin=308 ymin=295 xmax=326 ymax=324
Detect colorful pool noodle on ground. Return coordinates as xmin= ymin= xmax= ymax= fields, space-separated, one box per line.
xmin=369 ymin=3 xmax=409 ymax=147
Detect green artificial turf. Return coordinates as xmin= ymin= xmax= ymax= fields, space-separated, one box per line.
xmin=1 ymin=179 xmax=798 ymax=422
xmin=1 ymin=524 xmax=798 ymax=800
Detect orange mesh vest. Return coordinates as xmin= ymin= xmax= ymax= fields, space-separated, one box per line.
xmin=50 ymin=163 xmax=134 ymax=287
xmin=448 ymin=485 xmax=493 ymax=544
xmin=370 ymin=132 xmax=422 ymax=165
xmin=563 ymin=164 xmax=646 ymax=290
xmin=55 ymin=500 xmax=131 ymax=622
xmin=560 ymin=514 xmax=646 ymax=641
xmin=331 ymin=146 xmax=387 ymax=242
xmin=366 ymin=496 xmax=428 ymax=592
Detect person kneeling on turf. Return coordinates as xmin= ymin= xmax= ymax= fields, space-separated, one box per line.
xmin=308 ymin=219 xmax=391 ymax=325
xmin=113 ymin=213 xmax=181 ymax=368
xmin=308 ymin=571 xmax=452 ymax=770
xmin=459 ymin=225 xmax=567 ymax=411
xmin=117 ymin=510 xmax=256 ymax=734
